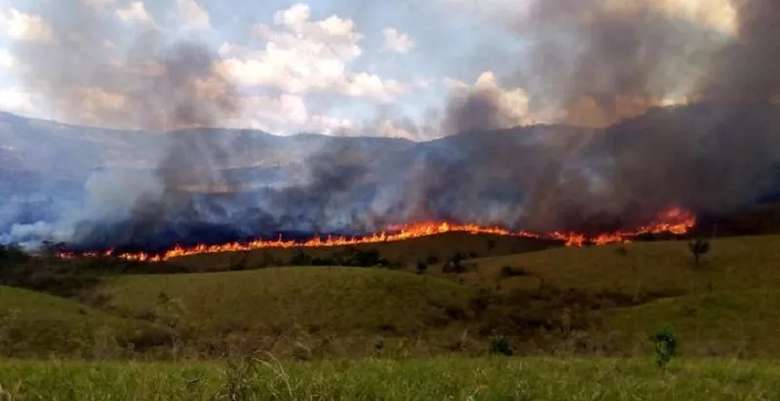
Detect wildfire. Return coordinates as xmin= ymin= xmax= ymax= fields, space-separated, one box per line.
xmin=57 ymin=208 xmax=696 ymax=263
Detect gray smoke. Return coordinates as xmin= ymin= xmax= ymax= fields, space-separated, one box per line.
xmin=3 ymin=1 xmax=240 ymax=248
xmin=699 ymin=0 xmax=780 ymax=102
xmin=2 ymin=0 xmax=780 ymax=251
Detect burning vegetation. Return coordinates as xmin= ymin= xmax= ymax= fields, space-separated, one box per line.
xmin=58 ymin=207 xmax=695 ymax=263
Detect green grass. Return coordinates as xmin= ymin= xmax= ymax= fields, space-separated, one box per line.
xmin=0 ymin=357 xmax=778 ymax=401
xmin=459 ymin=235 xmax=780 ymax=294
xmin=0 ymin=286 xmax=169 ymax=358
xmin=607 ymin=290 xmax=780 ymax=357
xmin=5 ymin=234 xmax=780 ymax=359
xmin=93 ymin=267 xmax=476 ymax=357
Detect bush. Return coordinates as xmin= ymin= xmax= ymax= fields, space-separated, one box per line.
xmin=489 ymin=334 xmax=513 ymax=356
xmin=343 ymin=249 xmax=382 ymax=267
xmin=416 ymin=261 xmax=428 ymax=275
xmin=499 ymin=265 xmax=529 ymax=278
xmin=469 ymin=289 xmax=494 ymax=316
xmin=0 ymin=245 xmax=28 ymax=266
xmin=652 ymin=327 xmax=678 ymax=368
xmin=442 ymin=253 xmax=466 ymax=274
xmin=688 ymin=238 xmax=711 ymax=266
xmin=289 ymin=251 xmax=312 ymax=266
xmin=311 ymin=257 xmax=337 ymax=266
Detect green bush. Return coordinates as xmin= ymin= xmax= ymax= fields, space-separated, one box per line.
xmin=489 ymin=334 xmax=513 ymax=356
xmin=653 ymin=327 xmax=678 ymax=368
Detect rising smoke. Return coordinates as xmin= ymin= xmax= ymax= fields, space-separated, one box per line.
xmin=2 ymin=0 xmax=780 ymax=250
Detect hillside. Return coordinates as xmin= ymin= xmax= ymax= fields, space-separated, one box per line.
xmin=93 ymin=267 xmax=476 ymax=358
xmin=0 ymin=286 xmax=169 ymax=358
xmin=3 ymin=234 xmax=780 ymax=358
xmin=452 ymin=234 xmax=780 ymax=294
xmin=167 ymin=232 xmax=558 ymax=271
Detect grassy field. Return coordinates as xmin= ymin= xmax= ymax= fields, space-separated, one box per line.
xmin=3 ymin=234 xmax=780 ymax=359
xmin=0 ymin=357 xmax=777 ymax=401
xmin=92 ymin=267 xmax=476 ymax=358
xmin=452 ymin=235 xmax=780 ymax=294
xmin=0 ymin=286 xmax=169 ymax=358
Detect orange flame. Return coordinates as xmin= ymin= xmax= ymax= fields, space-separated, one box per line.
xmin=57 ymin=207 xmax=696 ymax=263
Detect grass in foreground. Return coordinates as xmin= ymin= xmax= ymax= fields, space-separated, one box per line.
xmin=0 ymin=357 xmax=777 ymax=401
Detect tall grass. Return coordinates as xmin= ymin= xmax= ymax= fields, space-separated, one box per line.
xmin=0 ymin=357 xmax=778 ymax=401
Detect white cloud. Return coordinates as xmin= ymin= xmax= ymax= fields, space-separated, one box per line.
xmin=473 ymin=71 xmax=534 ymax=124
xmin=116 ymin=2 xmax=154 ymax=24
xmin=0 ymin=86 xmax=37 ymax=116
xmin=382 ymin=28 xmax=415 ymax=54
xmin=81 ymin=0 xmax=117 ymax=10
xmin=217 ymin=3 xmax=405 ymax=102
xmin=445 ymin=71 xmax=539 ymax=132
xmin=0 ymin=9 xmax=55 ymax=44
xmin=346 ymin=72 xmax=406 ymax=102
xmin=230 ymin=94 xmax=352 ymax=135
xmin=0 ymin=49 xmax=15 ymax=69
xmin=177 ymin=0 xmax=211 ymax=30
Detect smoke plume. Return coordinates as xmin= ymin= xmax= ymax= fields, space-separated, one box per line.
xmin=2 ymin=0 xmax=780 ymax=251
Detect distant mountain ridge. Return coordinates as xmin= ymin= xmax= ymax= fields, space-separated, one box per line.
xmin=1 ymin=103 xmax=779 ymax=249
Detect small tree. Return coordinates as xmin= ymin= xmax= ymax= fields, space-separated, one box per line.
xmin=652 ymin=327 xmax=678 ymax=369
xmin=688 ymin=238 xmax=711 ymax=266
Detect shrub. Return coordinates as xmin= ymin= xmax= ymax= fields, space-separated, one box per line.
xmin=228 ymin=258 xmax=247 ymax=271
xmin=652 ymin=327 xmax=678 ymax=368
xmin=344 ymin=249 xmax=382 ymax=267
xmin=499 ymin=265 xmax=529 ymax=278
xmin=310 ymin=257 xmax=337 ymax=266
xmin=416 ymin=261 xmax=428 ymax=275
xmin=469 ymin=289 xmax=494 ymax=316
xmin=688 ymin=238 xmax=711 ymax=266
xmin=442 ymin=253 xmax=466 ymax=273
xmin=289 ymin=251 xmax=312 ymax=266
xmin=445 ymin=305 xmax=466 ymax=320
xmin=0 ymin=245 xmax=28 ymax=264
xmin=489 ymin=334 xmax=513 ymax=356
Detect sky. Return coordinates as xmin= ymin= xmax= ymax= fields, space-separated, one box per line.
xmin=0 ymin=0 xmax=739 ymax=139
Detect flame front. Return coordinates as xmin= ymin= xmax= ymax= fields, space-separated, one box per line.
xmin=58 ymin=208 xmax=696 ymax=263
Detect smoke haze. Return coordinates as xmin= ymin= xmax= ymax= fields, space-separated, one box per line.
xmin=1 ymin=0 xmax=779 ymax=250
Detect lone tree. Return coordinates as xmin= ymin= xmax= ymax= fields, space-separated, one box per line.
xmin=688 ymin=238 xmax=711 ymax=266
